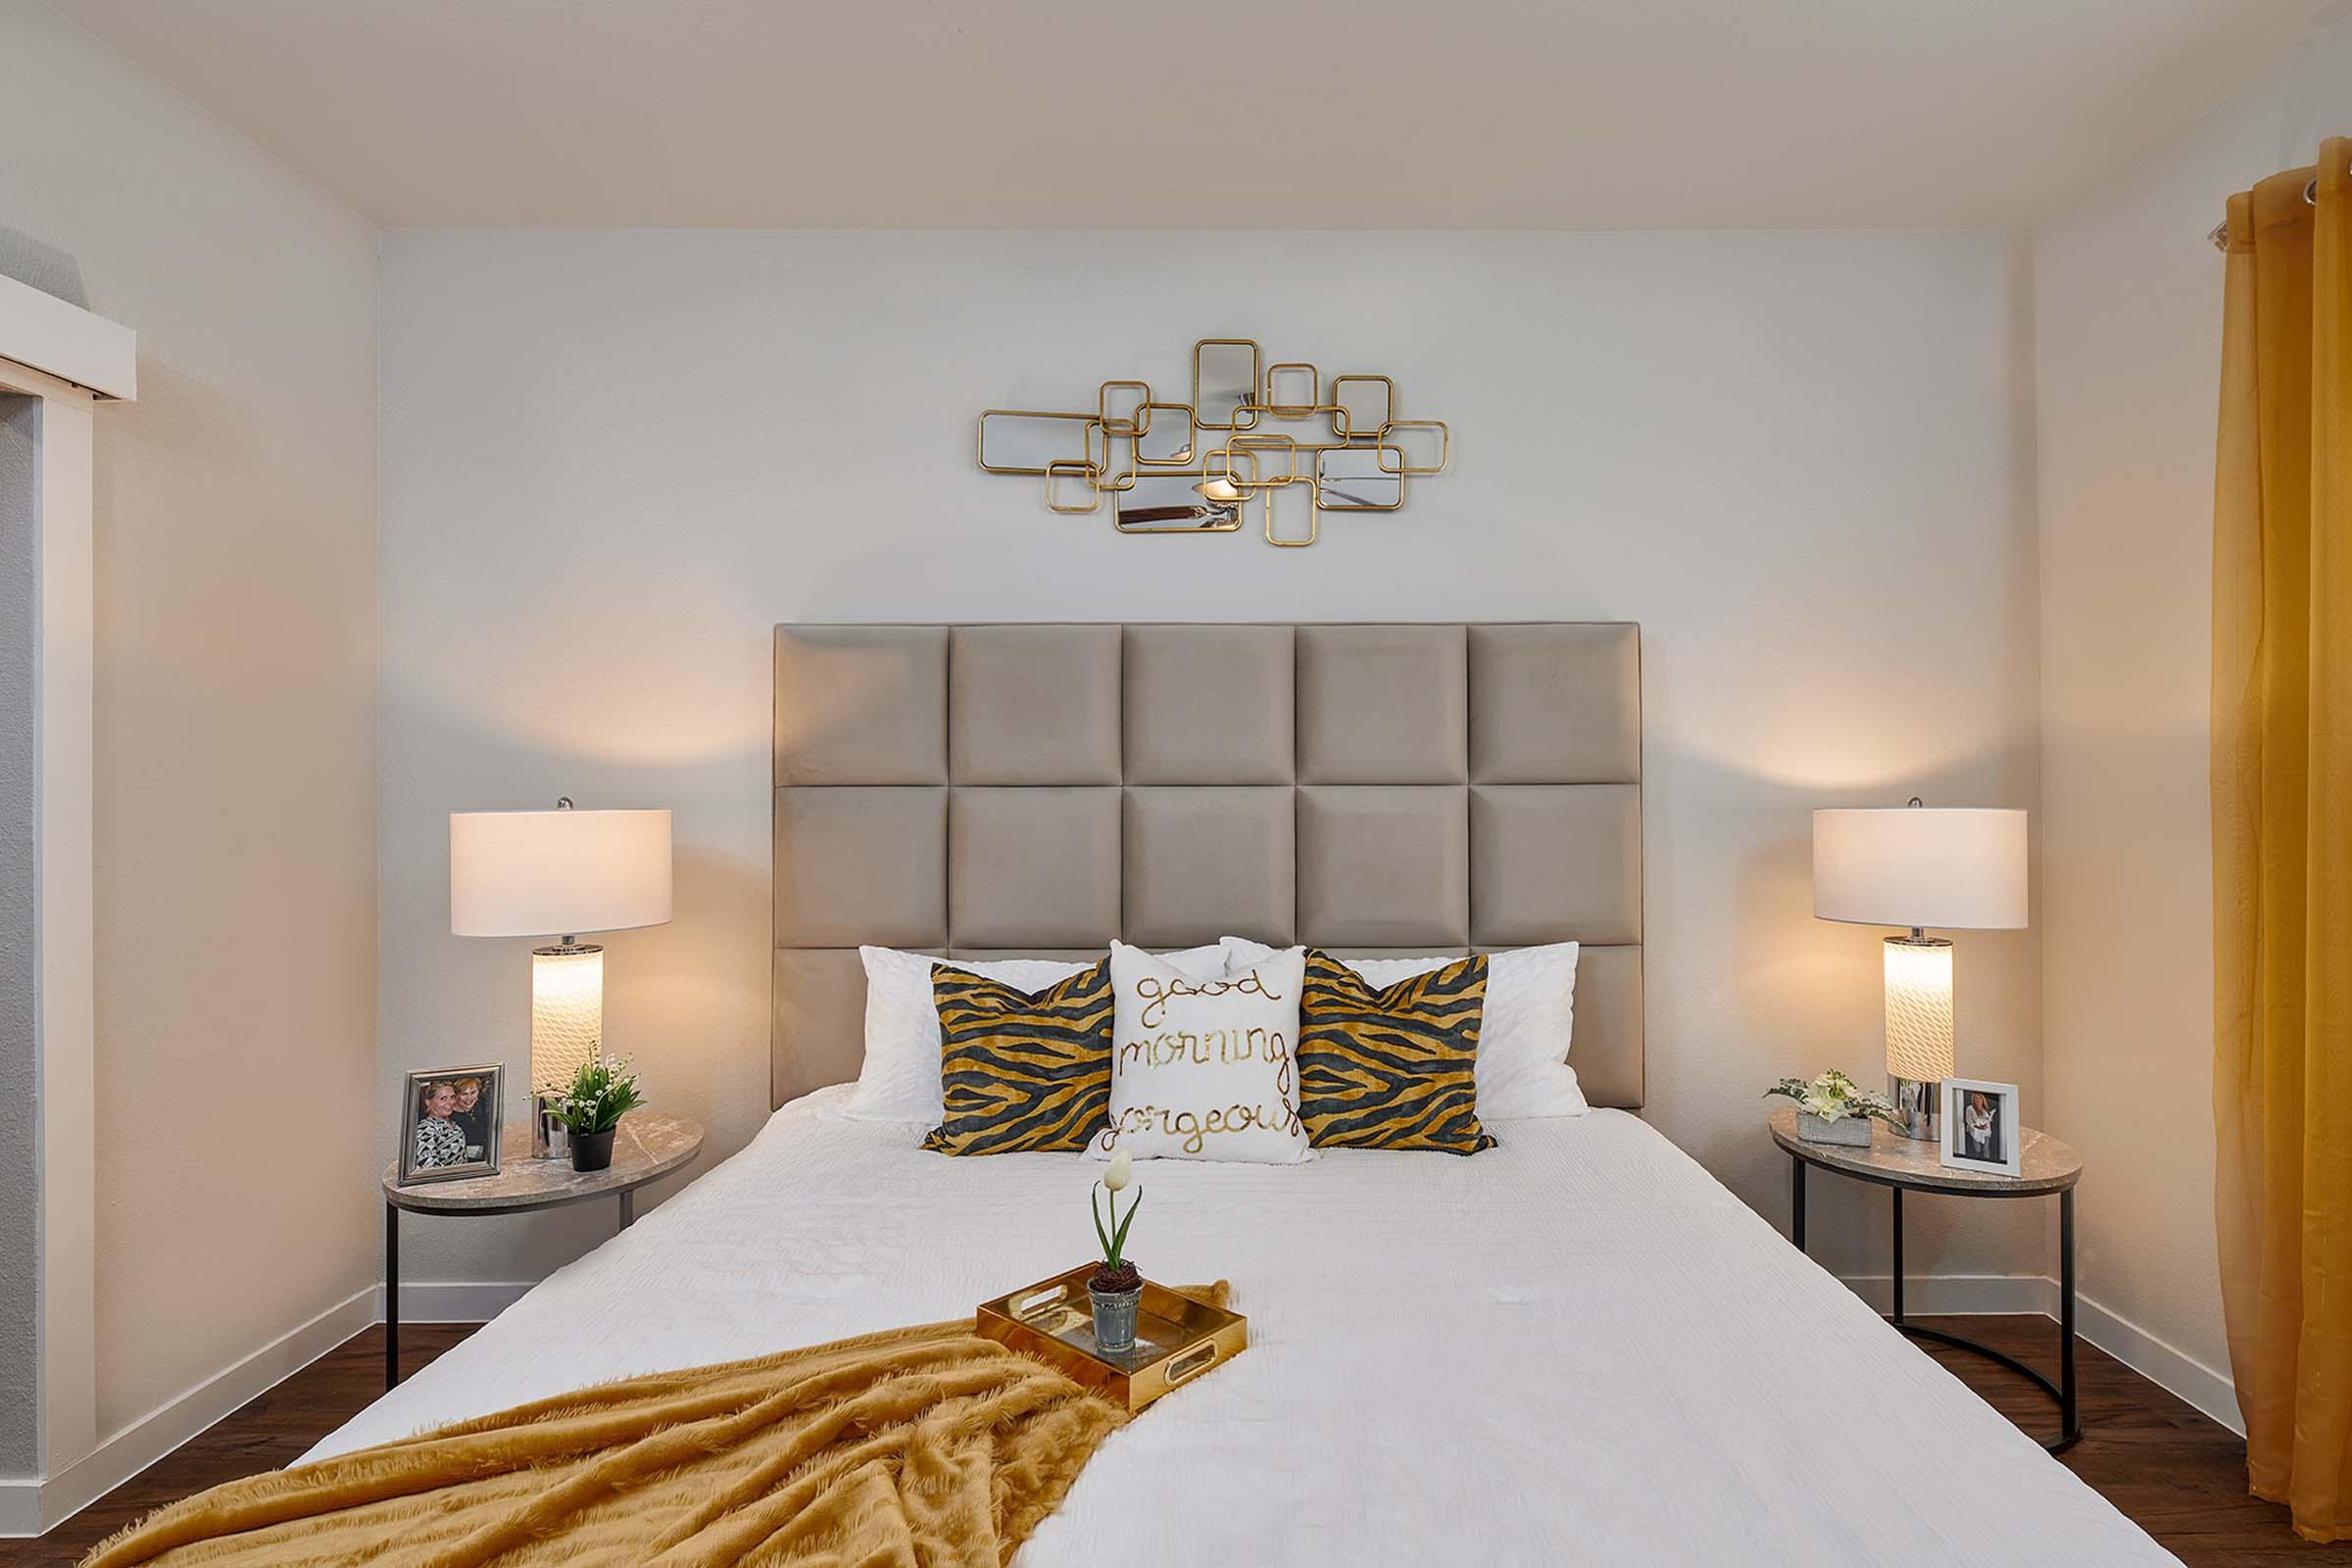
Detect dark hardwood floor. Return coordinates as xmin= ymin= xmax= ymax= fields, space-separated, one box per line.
xmin=2 ymin=1317 xmax=2342 ymax=1565
xmin=0 ymin=1326 xmax=474 ymax=1567
xmin=1908 ymin=1317 xmax=2351 ymax=1567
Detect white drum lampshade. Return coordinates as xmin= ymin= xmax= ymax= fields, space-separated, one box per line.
xmin=451 ymin=807 xmax=672 ymax=940
xmin=451 ymin=803 xmax=672 ymax=1153
xmin=1812 ymin=804 xmax=2027 ymax=1138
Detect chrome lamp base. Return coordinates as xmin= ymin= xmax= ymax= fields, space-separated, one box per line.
xmin=1888 ymin=1075 xmax=1941 ymax=1142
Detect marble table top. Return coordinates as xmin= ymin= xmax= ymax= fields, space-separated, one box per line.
xmin=1768 ymin=1105 xmax=2081 ymax=1196
xmin=383 ymin=1109 xmax=705 ymax=1214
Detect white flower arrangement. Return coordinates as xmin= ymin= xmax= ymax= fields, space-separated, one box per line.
xmin=1764 ymin=1068 xmax=1898 ymax=1126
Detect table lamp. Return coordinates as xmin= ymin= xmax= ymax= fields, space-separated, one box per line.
xmin=1811 ymin=799 xmax=2027 ymax=1140
xmin=450 ymin=799 xmax=672 ymax=1157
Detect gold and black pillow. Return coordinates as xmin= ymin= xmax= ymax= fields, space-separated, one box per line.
xmin=1298 ymin=950 xmax=1494 ymax=1154
xmin=921 ymin=959 xmax=1113 ymax=1155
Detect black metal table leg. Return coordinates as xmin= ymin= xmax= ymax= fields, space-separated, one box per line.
xmin=1789 ymin=1154 xmax=1806 ymax=1252
xmin=1890 ymin=1187 xmax=1905 ymax=1323
xmin=1882 ymin=1185 xmax=2080 ymax=1454
xmin=620 ymin=1190 xmax=635 ymax=1230
xmin=2061 ymin=1186 xmax=2079 ymax=1446
xmin=385 ymin=1201 xmax=400 ymax=1391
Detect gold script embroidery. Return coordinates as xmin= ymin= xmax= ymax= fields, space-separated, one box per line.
xmin=1119 ymin=1026 xmax=1288 ymax=1069
xmin=1102 ymin=1100 xmax=1303 ymax=1155
xmin=1134 ymin=969 xmax=1286 ymax=1031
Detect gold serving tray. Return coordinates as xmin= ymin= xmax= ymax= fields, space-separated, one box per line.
xmin=976 ymin=1266 xmax=1247 ymax=1414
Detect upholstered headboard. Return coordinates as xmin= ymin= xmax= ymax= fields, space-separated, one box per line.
xmin=770 ymin=623 xmax=1644 ymax=1109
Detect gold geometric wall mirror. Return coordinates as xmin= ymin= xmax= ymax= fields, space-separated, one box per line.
xmin=1099 ymin=380 xmax=1150 ymax=438
xmin=977 ymin=410 xmax=1096 ymax=474
xmin=976 ymin=337 xmax=1449 ymax=546
xmin=1315 ymin=445 xmax=1404 ymax=512
xmin=1133 ymin=403 xmax=1197 ymax=466
xmin=1194 ymin=340 xmax=1261 ymax=431
xmin=1330 ymin=374 xmax=1394 ymax=440
xmin=1263 ymin=475 xmax=1318 ymax=548
xmin=1115 ymin=470 xmax=1245 ymax=533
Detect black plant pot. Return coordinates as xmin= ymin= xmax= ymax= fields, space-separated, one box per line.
xmin=569 ymin=1128 xmax=615 ymax=1172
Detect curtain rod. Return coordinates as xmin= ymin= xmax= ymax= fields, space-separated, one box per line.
xmin=2209 ymin=172 xmax=2331 ymax=250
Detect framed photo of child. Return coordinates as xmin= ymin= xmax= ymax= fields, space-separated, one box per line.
xmin=1939 ymin=1077 xmax=2022 ymax=1177
xmin=398 ymin=1064 xmax=505 ymax=1186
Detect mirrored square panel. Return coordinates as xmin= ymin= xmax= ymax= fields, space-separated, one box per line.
xmin=1193 ymin=339 xmax=1262 ymax=431
xmin=1114 ymin=471 xmax=1247 ymax=532
xmin=1316 ymin=445 xmax=1404 ymax=512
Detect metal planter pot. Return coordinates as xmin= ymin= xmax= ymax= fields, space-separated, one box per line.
xmin=1090 ymin=1283 xmax=1143 ymax=1353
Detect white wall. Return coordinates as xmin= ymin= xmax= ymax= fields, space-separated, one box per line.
xmin=2034 ymin=11 xmax=2352 ymax=1407
xmin=0 ymin=0 xmax=380 ymax=1443
xmin=379 ymin=228 xmax=2044 ymax=1294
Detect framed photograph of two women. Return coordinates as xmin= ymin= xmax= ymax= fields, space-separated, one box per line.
xmin=397 ymin=1063 xmax=505 ymax=1186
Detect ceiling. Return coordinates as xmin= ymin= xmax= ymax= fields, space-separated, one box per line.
xmin=52 ymin=0 xmax=2326 ymax=229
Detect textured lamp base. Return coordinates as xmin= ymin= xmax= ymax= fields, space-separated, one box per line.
xmin=1889 ymin=1074 xmax=1941 ymax=1141
xmin=1884 ymin=930 xmax=1953 ymax=1142
xmin=530 ymin=941 xmax=605 ymax=1159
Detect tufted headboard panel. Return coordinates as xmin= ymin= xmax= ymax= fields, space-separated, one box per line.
xmin=771 ymin=623 xmax=1643 ymax=1108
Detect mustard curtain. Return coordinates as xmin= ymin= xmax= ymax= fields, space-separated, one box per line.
xmin=2214 ymin=134 xmax=2352 ymax=1544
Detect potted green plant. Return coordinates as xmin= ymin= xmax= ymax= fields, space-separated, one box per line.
xmin=1764 ymin=1068 xmax=1899 ymax=1147
xmin=551 ymin=1056 xmax=646 ymax=1172
xmin=1089 ymin=1150 xmax=1145 ymax=1352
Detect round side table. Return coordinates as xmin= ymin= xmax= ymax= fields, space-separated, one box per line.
xmin=380 ymin=1109 xmax=704 ymax=1390
xmin=1768 ymin=1105 xmax=2083 ymax=1452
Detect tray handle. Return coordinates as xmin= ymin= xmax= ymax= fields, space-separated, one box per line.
xmin=1012 ymin=1284 xmax=1071 ymax=1320
xmin=1165 ymin=1341 xmax=1218 ymax=1387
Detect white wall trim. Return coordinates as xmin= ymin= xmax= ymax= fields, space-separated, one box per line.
xmin=381 ymin=1281 xmax=532 ymax=1323
xmin=1836 ymin=1272 xmax=2058 ymax=1316
xmin=2075 ymin=1291 xmax=2243 ymax=1436
xmin=0 ymin=277 xmax=135 ymax=402
xmin=0 ymin=1286 xmax=373 ymax=1538
xmin=1834 ymin=1270 xmax=2245 ymax=1436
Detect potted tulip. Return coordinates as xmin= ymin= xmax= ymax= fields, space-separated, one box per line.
xmin=1089 ymin=1151 xmax=1145 ymax=1351
xmin=551 ymin=1056 xmax=646 ymax=1172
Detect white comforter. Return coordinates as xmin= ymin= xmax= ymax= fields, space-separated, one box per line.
xmin=317 ymin=1090 xmax=2175 ymax=1565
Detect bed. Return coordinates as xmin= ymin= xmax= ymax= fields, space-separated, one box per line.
xmin=310 ymin=622 xmax=2174 ymax=1564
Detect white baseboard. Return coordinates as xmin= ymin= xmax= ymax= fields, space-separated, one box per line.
xmin=2074 ymin=1291 xmax=2243 ymax=1435
xmin=1834 ymin=1270 xmax=2245 ymax=1437
xmin=381 ymin=1280 xmax=532 ymax=1323
xmin=0 ymin=1285 xmax=375 ymax=1538
xmin=1836 ymin=1271 xmax=2058 ymax=1317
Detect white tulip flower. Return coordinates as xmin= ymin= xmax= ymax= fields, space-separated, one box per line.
xmin=1104 ymin=1150 xmax=1135 ymax=1192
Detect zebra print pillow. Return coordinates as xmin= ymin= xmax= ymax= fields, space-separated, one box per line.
xmin=921 ymin=959 xmax=1113 ymax=1155
xmin=1298 ymin=949 xmax=1495 ymax=1154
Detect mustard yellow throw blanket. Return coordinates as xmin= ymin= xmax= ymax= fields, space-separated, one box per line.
xmin=86 ymin=1288 xmax=1227 ymax=1568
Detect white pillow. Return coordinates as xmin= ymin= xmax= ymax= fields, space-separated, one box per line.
xmin=845 ymin=942 xmax=1232 ymax=1123
xmin=1224 ymin=937 xmax=1588 ymax=1118
xmin=1091 ymin=941 xmax=1311 ymax=1163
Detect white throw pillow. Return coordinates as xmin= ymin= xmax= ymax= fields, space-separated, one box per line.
xmin=1091 ymin=941 xmax=1311 ymax=1163
xmin=1223 ymin=937 xmax=1589 ymax=1118
xmin=845 ymin=942 xmax=1231 ymax=1123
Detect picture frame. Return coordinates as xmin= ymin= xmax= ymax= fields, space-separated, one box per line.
xmin=1939 ymin=1077 xmax=2022 ymax=1177
xmin=397 ymin=1063 xmax=505 ymax=1186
